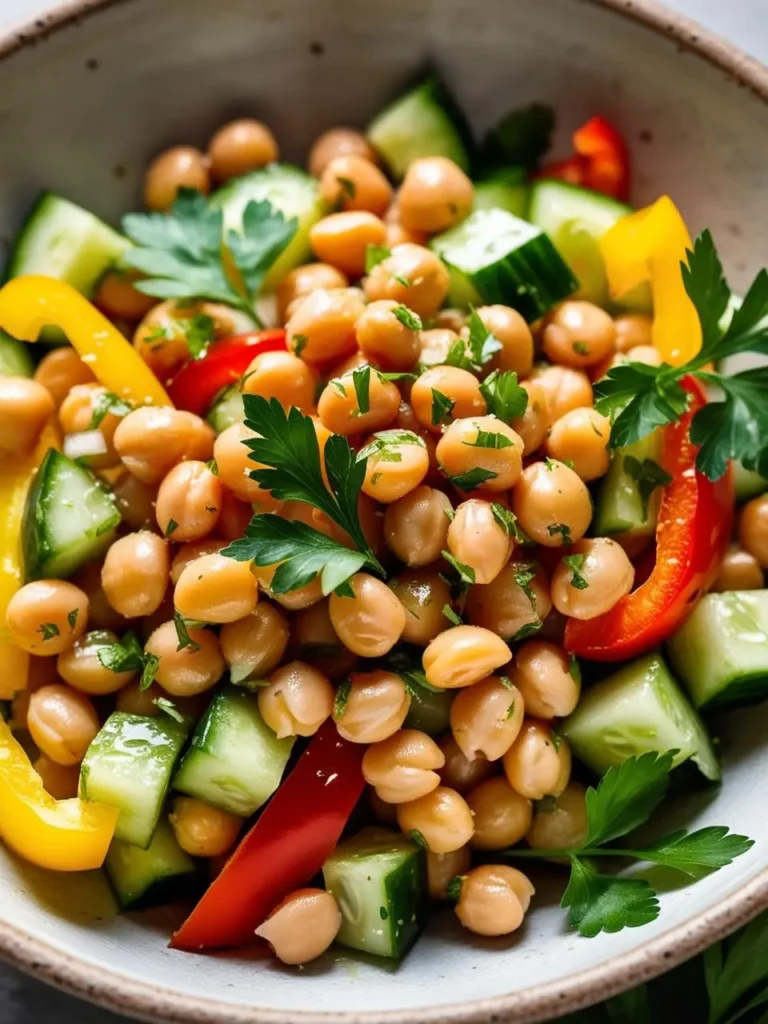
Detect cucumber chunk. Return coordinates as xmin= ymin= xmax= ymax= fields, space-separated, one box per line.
xmin=80 ymin=713 xmax=190 ymax=849
xmin=173 ymin=686 xmax=294 ymax=817
xmin=667 ymin=590 xmax=768 ymax=710
xmin=0 ymin=332 xmax=34 ymax=376
xmin=205 ymin=384 xmax=244 ymax=433
xmin=105 ymin=817 xmax=197 ymax=911
xmin=23 ymin=448 xmax=121 ymax=581
xmin=733 ymin=460 xmax=768 ymax=503
xmin=593 ymin=428 xmax=664 ymax=539
xmin=473 ymin=169 xmax=530 ymax=220
xmin=430 ymin=208 xmax=577 ymax=321
xmin=563 ymin=654 xmax=720 ymax=782
xmin=367 ymin=75 xmax=473 ymax=179
xmin=323 ymin=827 xmax=426 ymax=959
xmin=211 ymin=164 xmax=324 ymax=290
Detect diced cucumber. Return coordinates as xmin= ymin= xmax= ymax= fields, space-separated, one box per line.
xmin=211 ymin=164 xmax=324 ymax=290
xmin=323 ymin=827 xmax=426 ymax=959
xmin=205 ymin=384 xmax=244 ymax=433
xmin=105 ymin=817 xmax=197 ymax=911
xmin=667 ymin=591 xmax=768 ymax=710
xmin=404 ymin=685 xmax=453 ymax=738
xmin=430 ymin=208 xmax=577 ymax=321
xmin=173 ymin=686 xmax=294 ymax=816
xmin=22 ymin=448 xmax=121 ymax=581
xmin=473 ymin=169 xmax=530 ymax=220
xmin=0 ymin=332 xmax=34 ymax=376
xmin=367 ymin=75 xmax=473 ymax=180
xmin=80 ymin=713 xmax=190 ymax=849
xmin=563 ymin=654 xmax=720 ymax=781
xmin=593 ymin=428 xmax=664 ymax=539
xmin=733 ymin=460 xmax=768 ymax=502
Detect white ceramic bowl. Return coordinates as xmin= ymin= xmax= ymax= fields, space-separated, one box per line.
xmin=1 ymin=1 xmax=768 ymax=1021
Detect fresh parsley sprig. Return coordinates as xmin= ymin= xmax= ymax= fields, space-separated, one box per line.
xmin=97 ymin=630 xmax=159 ymax=691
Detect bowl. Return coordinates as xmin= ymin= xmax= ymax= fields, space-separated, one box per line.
xmin=1 ymin=1 xmax=768 ymax=1021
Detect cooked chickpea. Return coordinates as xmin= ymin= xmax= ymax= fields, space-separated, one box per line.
xmin=467 ymin=777 xmax=533 ymax=850
xmin=383 ymin=485 xmax=452 ymax=566
xmin=329 ymin=573 xmax=406 ymax=657
xmin=6 ymin=580 xmax=88 ymax=655
xmin=438 ymin=734 xmax=494 ymax=794
xmin=93 ymin=268 xmax=156 ymax=321
xmin=511 ymin=641 xmax=580 ymax=719
xmin=362 ymin=728 xmax=445 ymax=803
xmin=530 ymin=365 xmax=594 ymax=425
xmin=712 ymin=545 xmax=765 ymax=592
xmin=285 ymin=287 xmax=365 ymax=366
xmin=397 ymin=785 xmax=474 ymax=854
xmin=258 ymin=661 xmax=334 ymax=738
xmin=427 ymin=846 xmax=472 ymax=901
xmin=309 ymin=211 xmax=387 ymax=277
xmin=34 ymin=346 xmax=96 ymax=408
xmin=318 ymin=370 xmax=401 ymax=436
xmin=503 ymin=720 xmax=571 ymax=801
xmin=144 ymin=145 xmax=210 ymax=211
xmin=68 ymin=560 xmax=126 ymax=633
xmin=276 ymin=263 xmax=349 ymax=321
xmin=626 ymin=344 xmax=663 ymax=368
xmin=411 ymin=366 xmax=486 ymax=433
xmin=174 ymin=552 xmax=258 ymax=624
xmin=447 ymin=499 xmax=513 ymax=584
xmin=546 ymin=407 xmax=611 ymax=482
xmin=364 ymin=244 xmax=450 ymax=320
xmin=116 ymin=679 xmax=163 ymax=717
xmin=319 ymin=154 xmax=393 ymax=216
xmin=33 ymin=756 xmax=81 ymax=800
xmin=57 ymin=629 xmax=135 ymax=695
xmin=207 ymin=118 xmax=278 ymax=181
xmin=114 ymin=407 xmax=214 ymax=485
xmin=219 ymin=602 xmax=289 ymax=683
xmin=145 ymin=620 xmax=225 ymax=697
xmin=385 ymin=220 xmax=428 ymax=248
xmin=512 ymin=460 xmax=593 ymax=547
xmin=27 ymin=684 xmax=100 ymax=766
xmin=739 ymin=494 xmax=768 ymax=569
xmin=398 ymin=157 xmax=473 ymax=234
xmin=418 ymin=328 xmax=458 ymax=367
xmin=334 ymin=670 xmax=410 ymax=743
xmin=155 ymin=460 xmax=221 ymax=542
xmin=255 ymin=888 xmax=341 ymax=966
xmin=437 ymin=416 xmax=524 ymax=494
xmin=355 ymin=299 xmax=421 ymax=372
xmin=551 ymin=538 xmax=635 ymax=619
xmin=309 ymin=127 xmax=379 ymax=178
xmin=360 ymin=431 xmax=429 ymax=502
xmin=170 ymin=540 xmax=228 ymax=585
xmin=450 ymin=675 xmax=524 ymax=763
xmin=614 ymin=313 xmax=653 ymax=353
xmin=477 ymin=305 xmax=535 ymax=379
xmin=240 ymin=350 xmax=318 ymax=413
xmin=423 ymin=625 xmax=511 ymax=690
xmin=111 ymin=471 xmax=158 ymax=532
xmin=289 ymin=599 xmax=358 ymax=679
xmin=58 ymin=382 xmax=121 ymax=468
xmin=0 ymin=375 xmax=54 ymax=454
xmin=213 ymin=422 xmax=284 ymax=510
xmin=134 ymin=300 xmax=252 ymax=381
xmin=526 ymin=782 xmax=588 ymax=850
xmin=169 ymin=795 xmax=242 ymax=857
xmin=256 ymin=565 xmax=324 ymax=612
xmin=455 ymin=864 xmax=535 ymax=936
xmin=101 ymin=532 xmax=170 ymax=618
xmin=389 ymin=571 xmax=452 ymax=646
xmin=511 ymin=380 xmax=548 ymax=457
xmin=543 ymin=301 xmax=616 ymax=369
xmin=465 ymin=558 xmax=551 ymax=642
xmin=218 ymin=490 xmax=253 ymax=542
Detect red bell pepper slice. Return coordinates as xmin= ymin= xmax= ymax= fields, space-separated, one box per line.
xmin=537 ymin=115 xmax=630 ymax=201
xmin=167 ymin=329 xmax=287 ymax=415
xmin=565 ymin=378 xmax=733 ymax=662
xmin=170 ymin=720 xmax=365 ymax=952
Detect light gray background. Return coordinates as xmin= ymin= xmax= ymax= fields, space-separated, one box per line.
xmin=0 ymin=1 xmax=765 ymax=1022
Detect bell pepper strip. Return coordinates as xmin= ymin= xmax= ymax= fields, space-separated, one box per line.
xmin=599 ymin=196 xmax=702 ymax=366
xmin=0 ymin=718 xmax=118 ymax=871
xmin=167 ymin=329 xmax=287 ymax=415
xmin=565 ymin=378 xmax=733 ymax=662
xmin=537 ymin=115 xmax=630 ymax=201
xmin=0 ymin=276 xmax=171 ymax=407
xmin=171 ymin=720 xmax=365 ymax=951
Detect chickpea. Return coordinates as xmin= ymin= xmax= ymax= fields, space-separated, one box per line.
xmin=398 ymin=157 xmax=474 ymax=234
xmin=207 ymin=119 xmax=278 ymax=181
xmin=396 ymin=785 xmax=474 ymax=854
xmin=360 ymin=430 xmax=429 ymax=503
xmin=329 ymin=573 xmax=406 ymax=657
xmin=477 ymin=307 xmax=536 ymax=380
xmin=546 ymin=407 xmax=611 ymax=482
xmin=362 ymin=728 xmax=445 ymax=803
xmin=512 ymin=460 xmax=593 ymax=548
xmin=319 ymin=154 xmax=393 ymax=216
xmin=712 ymin=545 xmax=765 ymax=592
xmin=276 ymin=263 xmax=349 ymax=321
xmin=309 ymin=211 xmax=387 ymax=278
xmin=174 ymin=552 xmax=258 ymax=624
xmin=145 ymin=620 xmax=225 ymax=697
xmin=309 ymin=127 xmax=379 ymax=178
xmin=438 ymin=734 xmax=494 ymax=794
xmin=169 ymin=795 xmax=242 ymax=859
xmin=114 ymin=407 xmax=214 ymax=485
xmin=739 ymin=494 xmax=768 ymax=569
xmin=447 ymin=499 xmax=513 ymax=585
xmin=437 ymin=416 xmax=524 ymax=494
xmin=318 ymin=370 xmax=401 ymax=436
xmin=144 ymin=145 xmax=210 ymax=211
xmin=355 ymin=299 xmax=421 ymax=372
xmin=93 ymin=268 xmax=156 ymax=321
xmin=383 ymin=485 xmax=452 ymax=566
xmin=467 ymin=777 xmax=533 ymax=850
xmin=526 ymin=782 xmax=588 ymax=850
xmin=34 ymin=347 xmax=96 ymax=408
xmin=68 ymin=559 xmax=126 ymax=633
xmin=511 ymin=380 xmax=548 ymax=457
xmin=101 ymin=532 xmax=170 ymax=618
xmin=511 ymin=641 xmax=580 ymax=719
xmin=220 ymin=603 xmax=289 ymax=683
xmin=285 ymin=287 xmax=365 ymax=366
xmin=364 ymin=244 xmax=449 ymax=320
xmin=450 ymin=674 xmax=524 ymax=763
xmin=27 ymin=684 xmax=100 ymax=766
xmin=614 ymin=313 xmax=653 ymax=353
xmin=170 ymin=540 xmax=227 ymax=585
xmin=455 ymin=865 xmax=534 ymax=937
xmin=385 ymin=220 xmax=428 ymax=248
xmin=33 ymin=756 xmax=81 ymax=800
xmin=423 ymin=625 xmax=511 ymax=690
xmin=218 ymin=489 xmax=253 ymax=541
xmin=529 ymin=365 xmax=594 ymax=425
xmin=334 ymin=670 xmax=411 ymax=744
xmin=212 ymin=422 xmax=284 ymax=510
xmin=0 ymin=375 xmax=54 ymax=454
xmin=411 ymin=366 xmax=486 ymax=433
xmin=57 ymin=629 xmax=135 ymax=695
xmin=6 ymin=580 xmax=88 ymax=656
xmin=58 ymin=382 xmax=121 ymax=468
xmin=110 ymin=471 xmax=158 ymax=532
xmin=389 ymin=570 xmax=453 ymax=646
xmin=256 ymin=888 xmax=341 ymax=966
xmin=626 ymin=344 xmax=663 ymax=368
xmin=465 ymin=559 xmax=552 ymax=642
xmin=427 ymin=846 xmax=472 ymax=901
xmin=419 ymin=328 xmax=459 ymax=368
xmin=506 ymin=721 xmax=571 ymax=800
xmin=543 ymin=301 xmax=616 ymax=369
xmin=256 ymin=564 xmax=324 ymax=612
xmin=155 ymin=461 xmax=221 ymax=542
xmin=551 ymin=538 xmax=635 ymax=619
xmin=258 ymin=661 xmax=334 ymax=738
xmin=241 ymin=351 xmax=318 ymax=413
xmin=116 ymin=679 xmax=163 ymax=717
xmin=289 ymin=599 xmax=358 ymax=680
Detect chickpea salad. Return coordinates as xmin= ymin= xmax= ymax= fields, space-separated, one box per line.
xmin=1 ymin=76 xmax=768 ymax=966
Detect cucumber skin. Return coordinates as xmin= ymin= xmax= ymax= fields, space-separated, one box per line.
xmin=0 ymin=332 xmax=34 ymax=376
xmin=206 ymin=385 xmax=244 ymax=433
xmin=105 ymin=818 xmax=198 ymax=911
xmin=593 ymin=429 xmax=663 ymax=538
xmin=473 ymin=172 xmax=530 ymax=220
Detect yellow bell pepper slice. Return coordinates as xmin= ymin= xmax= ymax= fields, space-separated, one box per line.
xmin=0 ymin=276 xmax=171 ymax=407
xmin=0 ymin=718 xmax=118 ymax=871
xmin=599 ymin=196 xmax=702 ymax=366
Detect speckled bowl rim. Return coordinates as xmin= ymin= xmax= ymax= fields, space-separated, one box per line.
xmin=1 ymin=0 xmax=767 ymax=1021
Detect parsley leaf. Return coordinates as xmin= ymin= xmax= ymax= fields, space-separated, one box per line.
xmin=67 ymin=608 xmax=79 ymax=630
xmin=442 ymin=604 xmax=463 ymax=626
xmin=623 ymin=456 xmax=672 ymax=521
xmin=365 ymin=243 xmax=391 ymax=273
xmin=446 ymin=466 xmax=498 ymax=491
xmin=491 ymin=503 xmax=522 ymax=539
xmin=385 ymin=645 xmax=443 ymax=694
xmin=563 ymin=553 xmax=589 ymax=590
xmin=89 ymin=391 xmax=133 ymax=429
xmin=409 ymin=829 xmax=429 ymax=850
xmin=466 ymin=309 xmax=503 ymax=369
xmin=97 ymin=630 xmax=159 ymax=690
xmin=441 ymin=550 xmax=476 ymax=586
xmin=37 ymin=622 xmax=60 ymax=641
xmin=154 ymin=697 xmax=185 ymax=723
xmin=173 ymin=611 xmax=202 ymax=653
xmin=561 ymin=859 xmax=660 ymax=937
xmin=431 ymin=388 xmax=455 ymax=426
xmin=547 ymin=522 xmax=572 ymax=545
xmin=352 ymin=364 xmax=371 ymax=415
xmin=480 ymin=103 xmax=555 ymax=171
xmin=165 ymin=518 xmax=179 ymax=537
xmin=223 ymin=198 xmax=297 ymax=300
xmin=512 ymin=564 xmax=537 ymax=610
xmin=446 ymin=876 xmax=464 ymax=902
xmin=692 ymin=368 xmax=768 ymax=480
xmin=333 ymin=679 xmax=352 ymax=720
xmin=634 ymin=826 xmax=754 ymax=879
xmin=705 ymin=912 xmax=768 ymax=1024
xmin=463 ymin=427 xmax=513 ymax=449
xmin=183 ymin=313 xmax=216 ymax=359
xmin=141 ymin=654 xmax=160 ymax=691
xmin=392 ymin=305 xmax=422 ymax=330
xmin=479 ymin=369 xmax=528 ymax=423
xmin=584 ymin=750 xmax=676 ymax=847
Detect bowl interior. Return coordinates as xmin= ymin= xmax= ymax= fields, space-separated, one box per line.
xmin=1 ymin=1 xmax=768 ymax=1021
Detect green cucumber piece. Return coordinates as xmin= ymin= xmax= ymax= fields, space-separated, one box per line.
xmin=323 ymin=827 xmax=426 ymax=959
xmin=105 ymin=817 xmax=197 ymax=910
xmin=205 ymin=384 xmax=244 ymax=433
xmin=593 ymin=428 xmax=664 ymax=538
xmin=0 ymin=332 xmax=34 ymax=376
xmin=22 ymin=448 xmax=121 ymax=581
xmin=80 ymin=713 xmax=190 ymax=849
xmin=667 ymin=590 xmax=768 ymax=710
xmin=430 ymin=208 xmax=577 ymax=321
xmin=173 ymin=686 xmax=294 ymax=816
xmin=367 ymin=75 xmax=473 ymax=179
xmin=733 ymin=461 xmax=768 ymax=502
xmin=563 ymin=654 xmax=720 ymax=782
xmin=473 ymin=169 xmax=530 ymax=219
